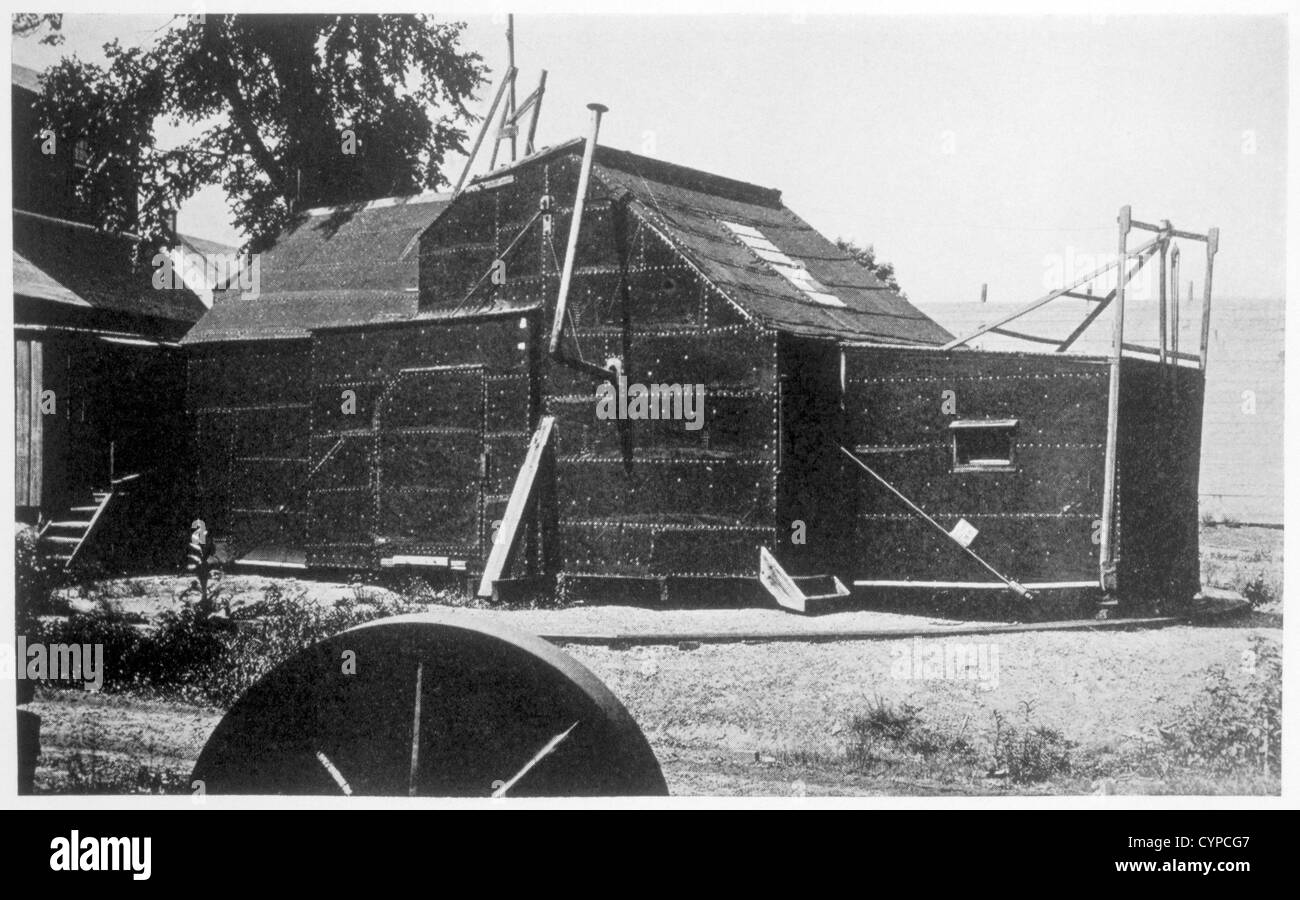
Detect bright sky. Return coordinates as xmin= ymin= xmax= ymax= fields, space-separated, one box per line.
xmin=10 ymin=11 xmax=1288 ymax=306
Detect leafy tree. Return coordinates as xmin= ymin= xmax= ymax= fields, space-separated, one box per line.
xmin=32 ymin=14 xmax=486 ymax=250
xmin=36 ymin=49 xmax=163 ymax=240
xmin=12 ymin=13 xmax=64 ymax=45
xmin=836 ymin=238 xmax=906 ymax=297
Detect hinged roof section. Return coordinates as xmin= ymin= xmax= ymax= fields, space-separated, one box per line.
xmin=184 ymin=192 xmax=449 ymax=345
xmin=562 ymin=142 xmax=952 ymax=344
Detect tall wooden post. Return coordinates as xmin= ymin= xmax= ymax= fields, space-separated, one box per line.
xmin=506 ymin=14 xmax=518 ymax=162
xmin=1099 ymin=205 xmax=1130 ymax=596
xmin=1158 ymin=221 xmax=1169 ymax=366
xmin=525 ymin=70 xmax=548 ymax=155
xmin=549 ymin=103 xmax=608 ymax=360
xmin=1200 ymin=228 xmax=1219 ymax=372
xmin=452 ymin=65 xmax=517 ymax=197
xmin=1169 ymin=245 xmax=1181 ymax=357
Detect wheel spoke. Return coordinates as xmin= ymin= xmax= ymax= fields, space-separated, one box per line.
xmin=315 ymin=751 xmax=353 ymax=796
xmin=408 ymin=661 xmax=424 ymax=796
xmin=491 ymin=721 xmax=579 ymax=798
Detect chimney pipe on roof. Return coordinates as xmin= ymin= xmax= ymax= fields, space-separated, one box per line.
xmin=548 ymin=103 xmax=614 ymax=379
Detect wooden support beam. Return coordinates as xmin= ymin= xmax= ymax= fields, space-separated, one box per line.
xmin=452 ymin=66 xmax=517 ymax=197
xmin=1130 ymin=218 xmax=1210 ymax=242
xmin=1121 ymin=343 xmax=1200 ymax=362
xmin=1098 ymin=205 xmax=1130 ymax=592
xmin=1056 ymin=294 xmax=1113 ymax=351
xmin=1200 ymin=228 xmax=1219 ymax=372
xmin=989 ymin=327 xmax=1061 ymax=345
xmin=839 ymin=446 xmax=1032 ymax=599
xmin=477 ymin=416 xmax=555 ymax=598
xmin=524 ymin=70 xmax=547 ymax=156
xmin=853 ymin=580 xmax=1099 ymax=591
xmin=1170 ymin=245 xmax=1181 ymax=357
xmin=487 ymin=84 xmax=516 ymax=170
xmin=1055 ymin=240 xmax=1158 ymax=352
xmin=506 ymin=14 xmax=517 ymax=162
xmin=1158 ymin=221 xmax=1169 ymax=366
xmin=942 ymin=233 xmax=1160 ymax=350
xmin=510 ymin=84 xmax=542 ymax=121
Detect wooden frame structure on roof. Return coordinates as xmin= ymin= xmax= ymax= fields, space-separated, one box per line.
xmin=939 ymin=206 xmax=1219 ymax=596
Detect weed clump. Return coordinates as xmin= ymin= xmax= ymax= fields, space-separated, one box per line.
xmin=1156 ymin=636 xmax=1281 ymax=777
xmin=990 ymin=701 xmax=1073 ymax=783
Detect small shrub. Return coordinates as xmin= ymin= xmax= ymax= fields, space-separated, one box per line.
xmin=852 ymin=697 xmax=923 ymax=749
xmin=29 ymin=582 xmax=428 ymax=707
xmin=199 ymin=584 xmax=427 ymax=707
xmin=1242 ymin=575 xmax=1274 ymax=609
xmin=347 ymin=573 xmax=375 ymax=605
xmin=380 ymin=571 xmax=485 ymax=608
xmin=1158 ymin=636 xmax=1281 ymax=777
xmin=33 ymin=611 xmax=145 ymax=688
xmin=16 ymin=525 xmax=64 ymax=623
xmin=131 ymin=605 xmax=234 ymax=704
xmin=846 ymin=697 xmax=975 ymax=770
xmin=990 ymin=702 xmax=1073 ymax=783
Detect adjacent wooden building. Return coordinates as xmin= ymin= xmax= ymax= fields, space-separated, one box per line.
xmin=13 ymin=64 xmax=205 ymax=566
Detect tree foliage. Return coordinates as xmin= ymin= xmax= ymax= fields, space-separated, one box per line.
xmin=37 ymin=48 xmax=164 ymax=240
xmin=31 ymin=14 xmax=486 ymax=249
xmin=836 ymin=238 xmax=905 ymax=297
xmin=12 ymin=13 xmax=64 ymax=45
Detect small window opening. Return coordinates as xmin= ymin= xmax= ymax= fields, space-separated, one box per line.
xmin=73 ymin=138 xmax=92 ymax=171
xmin=950 ymin=419 xmax=1018 ymax=471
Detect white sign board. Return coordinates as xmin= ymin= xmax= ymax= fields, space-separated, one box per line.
xmin=949 ymin=518 xmax=979 ymax=548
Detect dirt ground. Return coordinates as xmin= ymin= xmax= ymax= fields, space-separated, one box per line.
xmin=28 ymin=620 xmax=1280 ymax=796
xmin=26 ymin=523 xmax=1282 ymax=796
xmin=562 ymin=623 xmax=1278 ymax=795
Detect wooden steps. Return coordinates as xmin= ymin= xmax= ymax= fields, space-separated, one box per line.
xmin=38 ymin=483 xmax=125 ymax=568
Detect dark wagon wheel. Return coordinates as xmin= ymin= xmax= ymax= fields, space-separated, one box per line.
xmin=191 ymin=613 xmax=667 ymax=797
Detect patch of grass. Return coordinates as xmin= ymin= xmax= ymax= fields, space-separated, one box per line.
xmin=380 ymin=571 xmax=487 ymax=608
xmin=29 ymin=583 xmax=430 ymax=708
xmin=844 ymin=697 xmax=978 ymax=775
xmin=53 ymin=751 xmax=191 ymax=795
xmin=38 ymin=717 xmax=189 ymax=795
xmin=766 ymin=698 xmax=1071 ymax=789
xmin=990 ymin=701 xmax=1074 ymax=784
xmin=1201 ymin=511 xmax=1241 ymax=528
xmin=1155 ymin=635 xmax=1281 ymax=778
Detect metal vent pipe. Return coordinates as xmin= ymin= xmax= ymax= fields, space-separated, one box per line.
xmin=549 ymin=103 xmax=615 ymax=379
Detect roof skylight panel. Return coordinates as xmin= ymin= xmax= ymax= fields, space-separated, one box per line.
xmin=720 ymin=220 xmax=846 ymax=308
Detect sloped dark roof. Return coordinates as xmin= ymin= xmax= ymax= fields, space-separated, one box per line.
xmin=179 ymin=232 xmax=237 ymax=258
xmin=13 ymin=211 xmax=206 ymax=324
xmin=12 ymin=63 xmax=42 ymax=94
xmin=184 ymin=192 xmax=449 ymax=344
xmin=186 ymin=144 xmax=949 ymax=346
xmin=184 ymin=290 xmax=417 ymax=343
xmin=458 ymin=140 xmax=952 ymax=344
xmin=14 ymin=249 xmax=81 ymax=306
xmin=256 ymin=193 xmax=450 ymax=294
xmin=586 ymin=145 xmax=951 ymax=344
